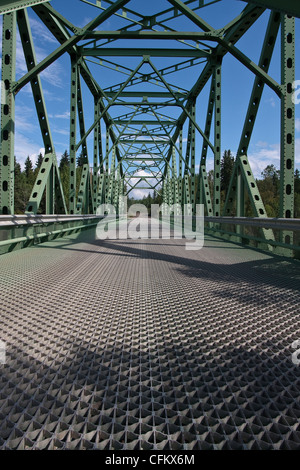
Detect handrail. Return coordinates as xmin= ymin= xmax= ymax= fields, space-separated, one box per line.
xmin=0 ymin=214 xmax=104 ymax=227
xmin=204 ymin=216 xmax=300 ymax=232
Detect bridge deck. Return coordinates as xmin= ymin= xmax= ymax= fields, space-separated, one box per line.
xmin=0 ymin=225 xmax=300 ymax=450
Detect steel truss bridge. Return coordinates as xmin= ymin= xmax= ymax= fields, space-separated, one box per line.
xmin=0 ymin=0 xmax=300 ymax=452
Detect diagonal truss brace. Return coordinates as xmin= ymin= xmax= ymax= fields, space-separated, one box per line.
xmin=223 ymin=11 xmax=281 ymax=223
xmin=17 ymin=8 xmax=67 ymax=214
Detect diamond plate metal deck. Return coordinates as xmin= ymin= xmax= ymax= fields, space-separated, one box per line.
xmin=0 ymin=225 xmax=300 ymax=450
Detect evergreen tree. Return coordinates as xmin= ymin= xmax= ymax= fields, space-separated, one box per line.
xmin=221 ymin=150 xmax=235 ymax=192
xmin=154 ymin=188 xmax=163 ymax=206
xmin=35 ymin=152 xmax=44 ymax=169
xmin=76 ymin=151 xmax=88 ymax=167
xmin=256 ymin=164 xmax=280 ymax=217
xmin=14 ymin=157 xmax=31 ymax=213
xmin=207 ymin=169 xmax=214 ymax=198
xmin=59 ymin=150 xmax=69 ymax=169
xmin=14 ymin=156 xmax=21 ymax=177
xmin=261 ymin=164 xmax=280 ymax=187
xmin=24 ymin=156 xmax=35 ymax=186
xmin=58 ymin=150 xmax=70 ymax=206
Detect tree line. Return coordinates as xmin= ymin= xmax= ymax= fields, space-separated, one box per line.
xmin=13 ymin=149 xmax=300 ymax=217
xmin=215 ymin=150 xmax=300 ymax=218
xmin=14 ymin=150 xmax=86 ymax=214
xmin=129 ymin=149 xmax=300 ymax=218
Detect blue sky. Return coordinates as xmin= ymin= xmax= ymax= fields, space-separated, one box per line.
xmin=1 ymin=0 xmax=300 ymax=197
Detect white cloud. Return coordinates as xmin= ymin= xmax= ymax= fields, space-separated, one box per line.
xmin=255 ymin=140 xmax=268 ymax=148
xmin=14 ymin=130 xmax=45 ymax=168
xmin=49 ymin=111 xmax=70 ymax=119
xmin=39 ymin=57 xmax=65 ymax=88
xmin=176 ymin=137 xmax=188 ymax=144
xmin=296 ymin=138 xmax=300 ymax=165
xmin=295 ymin=118 xmax=300 ymax=133
xmin=6 ymin=19 xmax=65 ymax=89
xmin=265 ymin=96 xmax=276 ymax=108
xmin=248 ymin=139 xmax=300 ymax=178
xmin=78 ymin=17 xmax=93 ymax=28
xmin=248 ymin=143 xmax=280 ymax=178
xmin=126 ymin=168 xmax=160 ymax=199
xmin=29 ymin=17 xmax=59 ymax=46
xmin=15 ymin=104 xmax=37 ymax=132
xmin=52 ymin=128 xmax=69 ymax=136
xmin=129 ymin=188 xmax=151 ymax=199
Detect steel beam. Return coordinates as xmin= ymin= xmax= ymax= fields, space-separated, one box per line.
xmin=240 ymin=0 xmax=300 ymax=18
xmin=17 ymin=9 xmax=67 ymax=214
xmin=198 ymin=76 xmax=214 ymax=216
xmin=0 ymin=12 xmax=16 ymax=215
xmin=83 ymin=31 xmax=218 ymax=40
xmin=106 ymin=92 xmax=187 ymax=99
xmin=76 ymin=164 xmax=90 ymax=214
xmin=0 ymin=0 xmax=297 ymax=254
xmin=190 ymin=101 xmax=196 ymax=211
xmin=169 ymin=4 xmax=265 ymax=162
xmin=77 ymin=69 xmax=89 ymax=165
xmin=80 ymin=48 xmax=210 ymax=58
xmin=113 ymin=120 xmax=175 ymax=125
xmin=69 ymin=58 xmax=78 ymax=215
xmin=166 ymin=0 xmax=214 ymax=32
xmin=213 ymin=64 xmax=221 ymax=217
xmin=13 ymin=0 xmax=132 ymax=94
xmin=0 ymin=0 xmax=48 ymax=14
xmin=31 ymin=4 xmax=124 ymax=178
xmin=223 ymin=13 xmax=280 ymax=216
xmin=119 ymin=140 xmax=170 ymax=145
xmin=280 ymin=14 xmax=295 ymax=246
xmin=93 ymin=99 xmax=100 ymax=213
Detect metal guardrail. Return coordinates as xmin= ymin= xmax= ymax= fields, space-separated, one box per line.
xmin=166 ymin=214 xmax=300 ymax=257
xmin=0 ymin=214 xmax=104 ymax=227
xmin=0 ymin=214 xmax=299 ymax=257
xmin=203 ymin=216 xmax=300 ymax=257
xmin=0 ymin=214 xmax=105 ymax=254
xmin=204 ymin=216 xmax=300 ymax=232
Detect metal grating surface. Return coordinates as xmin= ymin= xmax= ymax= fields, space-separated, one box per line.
xmin=0 ymin=225 xmax=300 ymax=450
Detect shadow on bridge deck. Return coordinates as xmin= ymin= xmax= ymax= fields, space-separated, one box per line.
xmin=0 ymin=227 xmax=299 ymax=449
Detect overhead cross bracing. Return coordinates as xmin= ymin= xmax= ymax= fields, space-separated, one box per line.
xmin=0 ymin=0 xmax=299 ymax=254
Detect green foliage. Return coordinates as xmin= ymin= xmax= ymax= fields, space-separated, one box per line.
xmin=24 ymin=156 xmax=34 ymax=185
xmin=59 ymin=150 xmax=69 ymax=169
xmin=221 ymin=149 xmax=235 ymax=192
xmin=14 ymin=157 xmax=33 ymax=214
xmin=13 ymin=151 xmax=71 ymax=214
xmin=76 ymin=151 xmax=88 ymax=168
xmin=59 ymin=150 xmax=70 ymax=204
xmin=218 ymin=151 xmax=299 ymax=218
xmin=127 ymin=189 xmax=163 ymax=214
xmin=35 ymin=152 xmax=44 ymax=170
xmin=11 ymin=150 xmax=300 ymax=217
xmin=219 ymin=150 xmax=235 ymax=213
xmin=256 ymin=164 xmax=280 ymax=217
xmin=207 ymin=169 xmax=214 ymax=200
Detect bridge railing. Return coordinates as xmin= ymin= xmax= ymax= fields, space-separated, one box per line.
xmin=0 ymin=214 xmax=299 ymax=258
xmin=204 ymin=216 xmax=300 ymax=258
xmin=0 ymin=215 xmax=104 ymax=255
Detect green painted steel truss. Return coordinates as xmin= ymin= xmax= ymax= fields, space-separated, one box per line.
xmin=0 ymin=0 xmax=298 ymax=252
